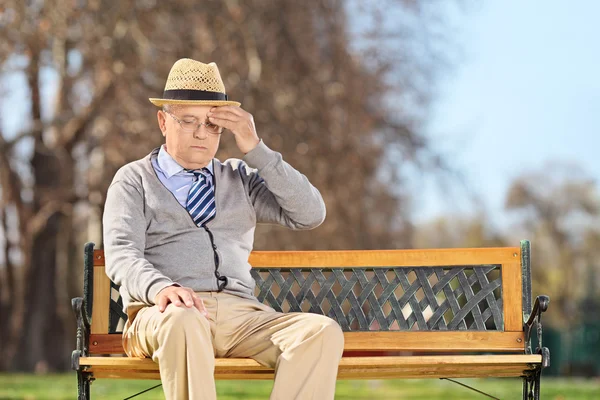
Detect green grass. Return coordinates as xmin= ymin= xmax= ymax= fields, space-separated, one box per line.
xmin=0 ymin=374 xmax=598 ymax=399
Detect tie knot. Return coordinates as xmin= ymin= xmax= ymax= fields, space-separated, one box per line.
xmin=185 ymin=168 xmax=210 ymax=179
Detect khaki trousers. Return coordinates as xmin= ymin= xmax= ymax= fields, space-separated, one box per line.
xmin=122 ymin=291 xmax=345 ymax=400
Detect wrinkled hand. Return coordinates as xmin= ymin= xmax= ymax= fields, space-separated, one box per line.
xmin=154 ymin=285 xmax=208 ymax=316
xmin=207 ymin=106 xmax=260 ymax=154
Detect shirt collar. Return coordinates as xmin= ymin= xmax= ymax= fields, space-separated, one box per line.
xmin=157 ymin=145 xmax=213 ymax=179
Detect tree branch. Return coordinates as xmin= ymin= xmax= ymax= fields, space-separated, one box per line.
xmin=3 ymin=120 xmax=48 ymax=150
xmin=55 ymin=77 xmax=116 ymax=153
xmin=26 ymin=201 xmax=73 ymax=238
xmin=0 ymin=137 xmax=25 ymax=212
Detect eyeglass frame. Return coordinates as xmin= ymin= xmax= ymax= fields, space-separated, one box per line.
xmin=164 ymin=111 xmax=224 ymax=135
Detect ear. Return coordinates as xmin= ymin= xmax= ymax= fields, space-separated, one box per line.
xmin=157 ymin=109 xmax=167 ymax=137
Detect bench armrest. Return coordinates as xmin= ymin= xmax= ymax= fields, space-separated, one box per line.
xmin=71 ymin=297 xmax=91 ymax=370
xmin=523 ymin=295 xmax=550 ymax=368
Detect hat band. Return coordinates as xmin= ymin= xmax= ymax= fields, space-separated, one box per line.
xmin=163 ymin=89 xmax=228 ymax=101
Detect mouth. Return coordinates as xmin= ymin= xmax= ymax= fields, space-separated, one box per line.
xmin=191 ymin=146 xmax=208 ymax=150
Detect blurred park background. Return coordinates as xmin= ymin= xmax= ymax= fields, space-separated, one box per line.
xmin=0 ymin=0 xmax=599 ymax=397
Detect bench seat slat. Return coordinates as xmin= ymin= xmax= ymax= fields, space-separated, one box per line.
xmin=89 ymin=369 xmax=536 ymax=381
xmin=80 ymin=355 xmax=542 ymax=380
xmin=89 ymin=331 xmax=526 ymax=354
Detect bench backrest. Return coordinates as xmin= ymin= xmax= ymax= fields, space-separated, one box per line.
xmin=84 ymin=241 xmax=532 ymax=355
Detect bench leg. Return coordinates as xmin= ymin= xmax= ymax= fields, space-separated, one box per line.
xmin=77 ymin=370 xmax=92 ymax=400
xmin=522 ymin=369 xmax=541 ymax=400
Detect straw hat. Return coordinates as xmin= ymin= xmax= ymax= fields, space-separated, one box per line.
xmin=149 ymin=58 xmax=241 ymax=107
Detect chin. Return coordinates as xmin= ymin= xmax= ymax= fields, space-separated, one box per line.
xmin=186 ymin=154 xmax=211 ymax=166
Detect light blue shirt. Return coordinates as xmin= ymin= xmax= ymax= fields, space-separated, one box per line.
xmin=151 ymin=145 xmax=214 ymax=208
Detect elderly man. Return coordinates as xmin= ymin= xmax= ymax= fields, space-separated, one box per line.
xmin=102 ymin=58 xmax=344 ymax=400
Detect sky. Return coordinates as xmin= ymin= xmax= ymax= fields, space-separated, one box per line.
xmin=413 ymin=0 xmax=600 ymax=225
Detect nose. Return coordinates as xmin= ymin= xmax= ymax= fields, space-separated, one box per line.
xmin=193 ymin=126 xmax=209 ymax=139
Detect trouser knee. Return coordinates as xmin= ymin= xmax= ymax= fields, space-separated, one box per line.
xmin=310 ymin=315 xmax=345 ymax=354
xmin=156 ymin=306 xmax=210 ymax=343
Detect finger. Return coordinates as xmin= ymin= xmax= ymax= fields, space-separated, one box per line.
xmin=167 ymin=293 xmax=183 ymax=307
xmin=157 ymin=294 xmax=168 ymax=313
xmin=193 ymin=296 xmax=209 ymax=317
xmin=208 ymin=106 xmax=245 ymax=119
xmin=178 ymin=290 xmax=195 ymax=308
xmin=208 ymin=116 xmax=235 ymax=130
xmin=211 ymin=106 xmax=244 ymax=117
xmin=208 ymin=111 xmax=240 ymax=123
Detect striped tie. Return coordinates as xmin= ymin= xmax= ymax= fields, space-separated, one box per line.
xmin=186 ymin=168 xmax=216 ymax=227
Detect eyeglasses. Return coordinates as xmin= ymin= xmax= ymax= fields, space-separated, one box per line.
xmin=165 ymin=111 xmax=223 ymax=135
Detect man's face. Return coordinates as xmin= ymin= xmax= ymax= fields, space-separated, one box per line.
xmin=157 ymin=104 xmax=222 ymax=169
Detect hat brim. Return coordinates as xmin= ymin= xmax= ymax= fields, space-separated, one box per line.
xmin=149 ymin=98 xmax=241 ymax=107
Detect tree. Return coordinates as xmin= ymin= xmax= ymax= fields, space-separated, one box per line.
xmin=504 ymin=162 xmax=600 ymax=327
xmin=412 ymin=213 xmax=507 ymax=249
xmin=0 ymin=0 xmax=458 ymax=371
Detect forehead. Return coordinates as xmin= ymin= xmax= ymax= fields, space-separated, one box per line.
xmin=170 ymin=104 xmax=214 ymax=118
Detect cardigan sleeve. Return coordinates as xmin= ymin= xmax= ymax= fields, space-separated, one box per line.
xmin=103 ymin=178 xmax=176 ymax=305
xmin=241 ymin=140 xmax=326 ymax=230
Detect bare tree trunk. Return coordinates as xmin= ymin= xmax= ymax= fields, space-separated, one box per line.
xmin=15 ymin=140 xmax=74 ymax=371
xmin=0 ymin=141 xmax=28 ymax=370
xmin=11 ymin=36 xmax=72 ymax=370
xmin=0 ymin=207 xmax=13 ymax=368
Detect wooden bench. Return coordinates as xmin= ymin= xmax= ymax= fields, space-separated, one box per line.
xmin=72 ymin=240 xmax=550 ymax=399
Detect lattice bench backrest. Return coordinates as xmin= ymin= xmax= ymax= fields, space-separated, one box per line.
xmin=86 ymin=243 xmax=532 ymax=354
